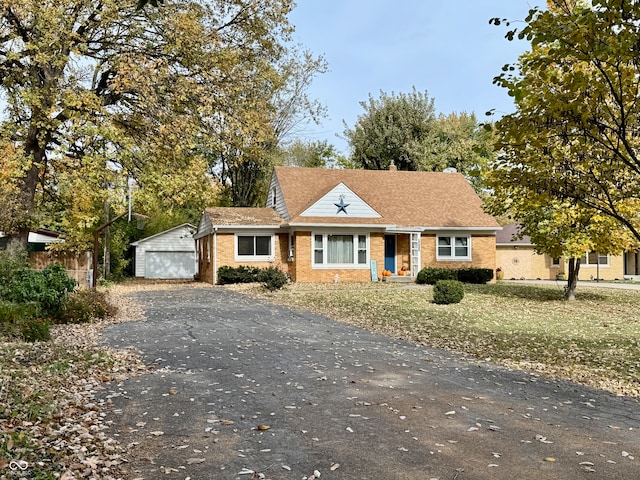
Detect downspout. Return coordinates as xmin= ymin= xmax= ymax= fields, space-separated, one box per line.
xmin=213 ymin=227 xmax=218 ymax=285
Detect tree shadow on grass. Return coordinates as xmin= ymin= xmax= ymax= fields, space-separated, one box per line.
xmin=467 ymin=283 xmax=609 ymax=302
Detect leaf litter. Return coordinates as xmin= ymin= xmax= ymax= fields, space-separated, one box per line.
xmin=0 ymin=284 xmax=150 ymax=479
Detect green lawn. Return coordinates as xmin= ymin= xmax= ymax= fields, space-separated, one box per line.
xmin=242 ymin=282 xmax=640 ymax=397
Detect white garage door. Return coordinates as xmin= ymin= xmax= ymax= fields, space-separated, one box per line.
xmin=145 ymin=251 xmax=196 ymax=279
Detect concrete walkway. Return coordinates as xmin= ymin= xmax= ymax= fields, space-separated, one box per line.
xmin=100 ymin=286 xmax=639 ymax=480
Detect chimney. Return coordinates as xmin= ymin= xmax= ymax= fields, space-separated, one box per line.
xmin=389 ymin=160 xmax=397 ymax=171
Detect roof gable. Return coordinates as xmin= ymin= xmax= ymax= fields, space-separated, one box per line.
xmin=300 ymin=182 xmax=381 ymax=219
xmin=131 ymin=223 xmax=196 ymax=246
xmin=273 ymin=166 xmax=500 ymax=229
xmin=195 ymin=207 xmax=285 ymax=239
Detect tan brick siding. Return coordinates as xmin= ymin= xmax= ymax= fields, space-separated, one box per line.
xmin=197 ymin=232 xmax=289 ymax=284
xmin=290 ymin=231 xmax=379 ymax=283
xmin=421 ymin=234 xmax=496 ymax=271
xmin=497 ymin=247 xmax=626 ymax=280
xmin=200 ymin=230 xmax=498 ymax=284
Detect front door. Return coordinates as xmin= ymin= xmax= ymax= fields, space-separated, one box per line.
xmin=384 ymin=235 xmax=396 ymax=273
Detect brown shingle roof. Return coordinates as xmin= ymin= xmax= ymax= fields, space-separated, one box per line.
xmin=274 ymin=166 xmax=499 ymax=229
xmin=496 ymin=223 xmax=532 ymax=245
xmin=203 ymin=207 xmax=283 ymax=226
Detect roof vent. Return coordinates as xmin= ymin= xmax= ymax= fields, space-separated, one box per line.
xmin=389 ymin=161 xmax=397 ymax=171
xmin=443 ymin=167 xmax=457 ymax=173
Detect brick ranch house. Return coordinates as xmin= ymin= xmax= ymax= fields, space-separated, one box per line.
xmin=194 ymin=166 xmax=501 ymax=284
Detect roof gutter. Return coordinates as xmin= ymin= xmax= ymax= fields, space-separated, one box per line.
xmin=284 ymin=222 xmax=395 ymax=229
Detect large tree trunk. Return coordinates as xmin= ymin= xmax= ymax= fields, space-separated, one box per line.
xmin=12 ymin=127 xmax=48 ymax=249
xmin=565 ymin=257 xmax=581 ymax=301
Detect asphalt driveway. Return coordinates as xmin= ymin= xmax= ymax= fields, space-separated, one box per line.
xmin=100 ymin=286 xmax=639 ymax=480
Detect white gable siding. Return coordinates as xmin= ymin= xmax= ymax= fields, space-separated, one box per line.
xmin=133 ymin=224 xmax=196 ymax=278
xmin=194 ymin=211 xmax=212 ymax=239
xmin=300 ymin=183 xmax=381 ymax=218
xmin=266 ymin=175 xmax=289 ymax=219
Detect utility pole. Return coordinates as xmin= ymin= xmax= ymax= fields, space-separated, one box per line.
xmin=92 ymin=212 xmax=127 ymax=288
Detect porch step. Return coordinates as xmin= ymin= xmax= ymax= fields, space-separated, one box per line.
xmin=382 ymin=275 xmax=415 ymax=283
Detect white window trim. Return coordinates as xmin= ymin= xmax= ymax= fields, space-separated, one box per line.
xmin=312 ymin=232 xmax=370 ymax=269
xmin=288 ymin=233 xmax=294 ymax=261
xmin=580 ymin=252 xmax=610 ymax=267
xmin=436 ymin=234 xmax=472 ymax=261
xmin=234 ymin=233 xmax=275 ymax=262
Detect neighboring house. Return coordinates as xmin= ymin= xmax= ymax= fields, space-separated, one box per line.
xmin=130 ymin=224 xmax=197 ymax=279
xmin=496 ymin=223 xmax=629 ymax=281
xmin=624 ymin=251 xmax=640 ymax=280
xmin=195 ymin=166 xmax=501 ymax=284
xmin=0 ymin=229 xmax=92 ymax=287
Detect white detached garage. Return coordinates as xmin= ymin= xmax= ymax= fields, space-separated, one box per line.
xmin=131 ymin=224 xmax=197 ymax=279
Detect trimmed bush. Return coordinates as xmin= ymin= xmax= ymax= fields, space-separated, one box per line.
xmin=59 ymin=289 xmax=117 ymax=324
xmin=217 ymin=265 xmax=288 ymax=291
xmin=456 ymin=268 xmax=494 ymax=284
xmin=432 ymin=280 xmax=464 ymax=305
xmin=217 ymin=265 xmax=261 ymax=285
xmin=257 ymin=266 xmax=288 ymax=291
xmin=416 ymin=267 xmax=457 ymax=285
xmin=416 ymin=267 xmax=494 ymax=285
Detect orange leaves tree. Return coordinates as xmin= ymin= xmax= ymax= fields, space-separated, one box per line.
xmin=0 ymin=0 xmax=301 ymax=248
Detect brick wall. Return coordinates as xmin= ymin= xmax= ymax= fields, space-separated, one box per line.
xmin=291 ymin=231 xmax=379 ymax=283
xmin=199 ymin=230 xmax=498 ymax=284
xmin=421 ymin=234 xmax=496 ymax=271
xmin=197 ymin=232 xmax=289 ymax=284
xmin=497 ymin=247 xmax=626 ymax=281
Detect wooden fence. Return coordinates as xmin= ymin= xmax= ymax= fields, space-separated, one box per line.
xmin=29 ymin=250 xmax=93 ymax=288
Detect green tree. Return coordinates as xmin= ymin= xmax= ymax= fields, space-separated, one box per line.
xmin=490 ymin=0 xmax=640 ymax=243
xmin=202 ymin=45 xmax=328 ymax=206
xmin=276 ymin=139 xmax=342 ymax=168
xmin=344 ymin=89 xmax=494 ymax=190
xmin=344 ymin=88 xmax=437 ymax=171
xmin=0 ymin=0 xmax=294 ymax=246
xmin=425 ymin=112 xmax=494 ymax=191
xmin=485 ymin=189 xmax=637 ymax=300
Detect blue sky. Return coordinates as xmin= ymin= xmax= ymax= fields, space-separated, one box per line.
xmin=288 ymin=1 xmax=539 ymax=155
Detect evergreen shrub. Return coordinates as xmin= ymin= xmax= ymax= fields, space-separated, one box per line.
xmin=432 ymin=280 xmax=465 ymax=304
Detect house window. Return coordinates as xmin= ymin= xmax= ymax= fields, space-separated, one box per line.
xmin=551 ymin=257 xmax=561 ymax=267
xmin=313 ymin=233 xmax=369 ymax=268
xmin=437 ymin=235 xmax=471 ymax=261
xmin=580 ymin=251 xmax=609 ymax=266
xmin=235 ymin=234 xmax=274 ymax=261
xmin=314 ymin=235 xmax=323 ymax=264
